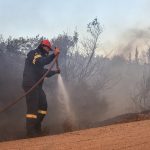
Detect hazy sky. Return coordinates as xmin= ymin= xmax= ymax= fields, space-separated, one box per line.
xmin=0 ymin=0 xmax=150 ymax=46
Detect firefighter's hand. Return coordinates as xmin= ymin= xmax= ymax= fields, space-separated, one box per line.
xmin=55 ymin=68 xmax=61 ymax=74
xmin=54 ymin=47 xmax=60 ymax=56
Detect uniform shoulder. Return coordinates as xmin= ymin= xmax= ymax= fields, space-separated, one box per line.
xmin=27 ymin=49 xmax=36 ymax=57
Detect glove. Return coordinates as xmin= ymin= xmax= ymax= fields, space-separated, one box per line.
xmin=55 ymin=68 xmax=61 ymax=74
xmin=54 ymin=47 xmax=60 ymax=56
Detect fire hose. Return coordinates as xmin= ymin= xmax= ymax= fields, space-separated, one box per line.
xmin=0 ymin=55 xmax=59 ymax=114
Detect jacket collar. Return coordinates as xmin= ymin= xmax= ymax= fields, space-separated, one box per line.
xmin=35 ymin=48 xmax=48 ymax=56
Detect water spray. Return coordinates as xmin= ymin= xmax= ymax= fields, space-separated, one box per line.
xmin=56 ymin=57 xmax=76 ymax=132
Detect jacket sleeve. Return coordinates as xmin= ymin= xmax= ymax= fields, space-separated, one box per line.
xmin=43 ymin=69 xmax=57 ymax=77
xmin=33 ymin=53 xmax=55 ymax=66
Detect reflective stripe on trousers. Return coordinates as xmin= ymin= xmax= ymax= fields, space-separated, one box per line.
xmin=38 ymin=110 xmax=47 ymax=115
xmin=26 ymin=114 xmax=37 ymax=119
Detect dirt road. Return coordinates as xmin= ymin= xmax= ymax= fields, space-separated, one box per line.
xmin=0 ymin=120 xmax=150 ymax=150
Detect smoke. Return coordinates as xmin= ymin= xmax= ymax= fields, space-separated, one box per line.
xmin=116 ymin=27 xmax=150 ymax=57
xmin=102 ymin=27 xmax=150 ymax=118
xmin=0 ymin=51 xmax=140 ymax=140
xmin=0 ymin=52 xmax=26 ymax=140
xmin=1 ymin=29 xmax=150 ymax=141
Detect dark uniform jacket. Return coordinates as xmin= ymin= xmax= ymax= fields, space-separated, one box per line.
xmin=22 ymin=48 xmax=56 ymax=87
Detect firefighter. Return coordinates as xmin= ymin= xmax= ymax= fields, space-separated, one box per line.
xmin=22 ymin=39 xmax=60 ymax=137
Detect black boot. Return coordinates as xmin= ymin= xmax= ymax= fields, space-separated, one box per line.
xmin=26 ymin=118 xmax=38 ymax=138
xmin=36 ymin=113 xmax=45 ymax=135
xmin=35 ymin=122 xmax=42 ymax=134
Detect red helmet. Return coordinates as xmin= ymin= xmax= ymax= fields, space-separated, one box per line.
xmin=40 ymin=40 xmax=51 ymax=49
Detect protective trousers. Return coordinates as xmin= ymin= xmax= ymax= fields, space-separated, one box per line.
xmin=23 ymin=85 xmax=47 ymax=137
